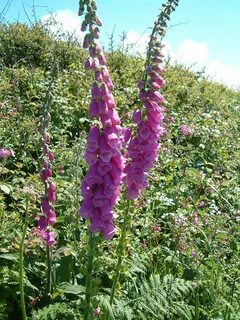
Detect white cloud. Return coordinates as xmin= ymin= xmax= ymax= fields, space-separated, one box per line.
xmin=173 ymin=39 xmax=209 ymax=67
xmin=124 ymin=30 xmax=149 ymax=55
xmin=41 ymin=9 xmax=82 ymax=39
xmin=169 ymin=39 xmax=240 ymax=88
xmin=206 ymin=60 xmax=240 ymax=88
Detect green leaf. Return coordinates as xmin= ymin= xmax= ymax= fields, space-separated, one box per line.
xmin=58 ymin=283 xmax=85 ymax=295
xmin=183 ymin=268 xmax=197 ymax=281
xmin=0 ymin=185 xmax=11 ymax=195
xmin=0 ymin=253 xmax=18 ymax=261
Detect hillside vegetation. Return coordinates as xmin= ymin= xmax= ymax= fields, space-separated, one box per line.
xmin=0 ymin=23 xmax=239 ymax=320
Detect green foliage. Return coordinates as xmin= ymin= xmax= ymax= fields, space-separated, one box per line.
xmin=32 ymin=303 xmax=82 ymax=320
xmin=0 ymin=21 xmax=239 ymax=320
xmin=97 ymin=274 xmax=194 ymax=320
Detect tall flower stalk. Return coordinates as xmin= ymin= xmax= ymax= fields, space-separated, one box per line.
xmin=109 ymin=199 xmax=130 ymax=306
xmin=78 ymin=1 xmax=125 ymax=318
xmin=110 ymin=0 xmax=180 ymax=306
xmin=79 ymin=1 xmax=124 ymax=242
xmin=124 ymin=0 xmax=179 ymax=200
xmin=38 ymin=74 xmax=58 ymax=299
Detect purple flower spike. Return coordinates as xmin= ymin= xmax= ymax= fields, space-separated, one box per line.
xmin=38 ymin=109 xmax=57 ymax=245
xmin=95 ymin=16 xmax=102 ymax=27
xmin=92 ymin=187 xmax=109 ymax=207
xmin=124 ymin=42 xmax=167 ymax=199
xmin=79 ymin=15 xmax=124 ymax=240
xmin=106 ymin=94 xmax=115 ymax=109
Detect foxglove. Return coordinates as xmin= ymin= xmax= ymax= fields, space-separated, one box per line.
xmin=37 ymin=108 xmax=57 ymax=245
xmin=124 ymin=43 xmax=166 ymax=199
xmin=79 ymin=2 xmax=124 ymax=240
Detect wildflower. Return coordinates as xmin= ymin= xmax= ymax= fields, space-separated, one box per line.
xmin=152 ymin=225 xmax=161 ymax=232
xmin=193 ymin=212 xmax=199 ymax=225
xmin=141 ymin=240 xmax=148 ymax=249
xmin=37 ymin=97 xmax=57 ymax=246
xmin=124 ymin=42 xmax=166 ymax=199
xmin=0 ymin=148 xmax=15 ymax=159
xmin=46 ymin=231 xmax=56 ymax=246
xmin=199 ymin=200 xmax=207 ymax=208
xmin=58 ymin=165 xmax=65 ymax=175
xmin=47 ymin=182 xmax=57 ymax=203
xmin=93 ymin=306 xmax=101 ymax=317
xmin=191 ymin=251 xmax=197 ymax=257
xmin=79 ymin=8 xmax=124 ymax=240
xmin=179 ymin=124 xmax=193 ymax=136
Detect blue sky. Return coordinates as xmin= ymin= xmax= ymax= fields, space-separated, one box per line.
xmin=1 ymin=0 xmax=240 ymax=87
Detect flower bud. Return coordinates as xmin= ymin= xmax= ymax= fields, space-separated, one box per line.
xmin=81 ymin=20 xmax=88 ymax=32
xmin=91 ymin=58 xmax=100 ymax=70
xmin=83 ymin=34 xmax=92 ymax=49
xmin=95 ymin=16 xmax=102 ymax=26
xmin=84 ymin=58 xmax=92 ymax=70
xmin=137 ymin=80 xmax=145 ymax=90
xmin=48 ymin=181 xmax=57 ymax=203
xmin=78 ymin=4 xmax=85 ymax=16
xmin=93 ymin=27 xmax=100 ymax=39
xmin=46 ymin=231 xmax=56 ymax=246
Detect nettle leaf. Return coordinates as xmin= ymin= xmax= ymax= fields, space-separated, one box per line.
xmin=0 ymin=185 xmax=12 ymax=195
xmin=79 ymin=117 xmax=90 ymax=123
xmin=0 ymin=253 xmax=18 ymax=261
xmin=54 ymin=245 xmax=77 ymax=258
xmin=58 ymin=283 xmax=85 ymax=295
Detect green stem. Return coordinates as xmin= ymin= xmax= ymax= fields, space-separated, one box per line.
xmin=19 ymin=197 xmax=29 ymax=320
xmin=194 ymin=285 xmax=200 ymax=320
xmin=224 ymin=271 xmax=238 ymax=320
xmin=109 ymin=200 xmax=130 ymax=306
xmin=46 ymin=245 xmax=52 ymax=301
xmin=84 ymin=232 xmax=96 ymax=320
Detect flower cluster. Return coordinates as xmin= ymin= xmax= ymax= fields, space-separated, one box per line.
xmin=37 ymin=112 xmax=57 ymax=246
xmin=124 ymin=42 xmax=166 ymax=199
xmin=179 ymin=124 xmax=193 ymax=136
xmin=0 ymin=148 xmax=15 ymax=159
xmin=79 ymin=2 xmax=124 ymax=240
